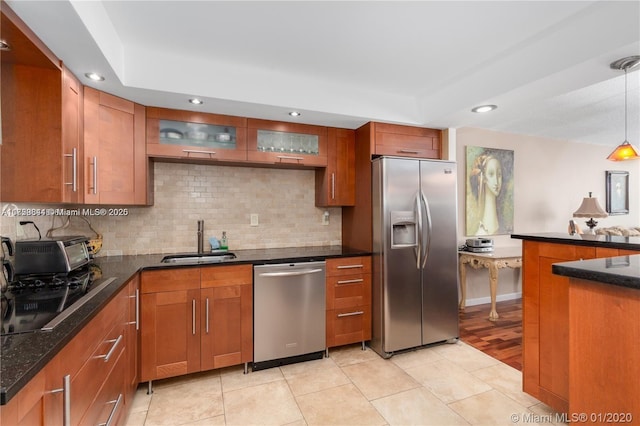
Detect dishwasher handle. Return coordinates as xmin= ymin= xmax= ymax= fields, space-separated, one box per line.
xmin=258 ymin=268 xmax=324 ymax=278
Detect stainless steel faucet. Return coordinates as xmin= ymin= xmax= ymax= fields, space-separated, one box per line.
xmin=197 ymin=220 xmax=204 ymax=254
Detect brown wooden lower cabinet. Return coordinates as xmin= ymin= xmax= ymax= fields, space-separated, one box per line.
xmin=325 ymin=256 xmax=372 ymax=348
xmin=0 ymin=278 xmax=134 ymax=426
xmin=522 ymin=241 xmax=640 ymax=414
xmin=140 ymin=265 xmax=253 ymax=383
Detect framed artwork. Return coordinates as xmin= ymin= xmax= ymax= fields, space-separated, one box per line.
xmin=465 ymin=146 xmax=514 ymax=236
xmin=605 ymin=170 xmax=629 ymax=215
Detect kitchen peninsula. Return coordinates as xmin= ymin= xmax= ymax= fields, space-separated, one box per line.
xmin=511 ymin=232 xmax=640 ymax=415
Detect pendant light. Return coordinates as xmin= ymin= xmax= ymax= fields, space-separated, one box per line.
xmin=607 ymin=56 xmax=640 ymax=161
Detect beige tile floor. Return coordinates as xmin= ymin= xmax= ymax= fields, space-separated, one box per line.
xmin=125 ymin=341 xmax=565 ymax=426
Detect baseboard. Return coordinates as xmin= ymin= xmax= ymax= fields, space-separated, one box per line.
xmin=463 ymin=292 xmax=522 ymax=307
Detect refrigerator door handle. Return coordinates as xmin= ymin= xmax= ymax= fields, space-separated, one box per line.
xmin=415 ymin=192 xmax=422 ymax=269
xmin=421 ymin=191 xmax=433 ymax=269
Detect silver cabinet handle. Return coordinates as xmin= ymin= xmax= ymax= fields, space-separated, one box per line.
xmin=192 ymin=299 xmax=196 ymax=335
xmin=63 ymin=148 xmax=77 ymax=192
xmin=336 ymin=264 xmax=364 ymax=269
xmin=90 ymin=156 xmax=98 ymax=194
xmin=49 ymin=374 xmax=71 ymax=426
xmin=331 ymin=172 xmax=336 ymax=200
xmin=183 ymin=149 xmax=216 ymax=157
xmin=276 ymin=155 xmax=303 ymax=162
xmin=337 ymin=311 xmax=364 ymax=318
xmin=259 ymin=268 xmax=323 ymax=277
xmin=337 ymin=278 xmax=364 ymax=284
xmin=98 ymin=393 xmax=123 ymax=426
xmin=96 ymin=335 xmax=123 ymax=362
xmin=205 ymin=298 xmax=210 ymax=334
xmin=128 ymin=288 xmax=139 ymax=330
xmin=398 ymin=149 xmax=421 ymax=154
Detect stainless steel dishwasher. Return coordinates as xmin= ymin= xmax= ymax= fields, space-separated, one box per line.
xmin=253 ymin=261 xmax=326 ymax=370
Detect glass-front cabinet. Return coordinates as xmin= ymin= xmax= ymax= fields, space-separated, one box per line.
xmin=146 ymin=107 xmax=247 ymax=162
xmin=247 ymin=118 xmax=328 ymax=167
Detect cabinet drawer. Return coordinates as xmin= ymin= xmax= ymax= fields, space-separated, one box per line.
xmin=326 ymin=257 xmax=371 ymax=276
xmin=374 ymin=131 xmax=440 ymax=159
xmin=79 ymin=348 xmax=126 ymax=426
xmin=201 ymin=264 xmax=252 ymax=288
xmin=141 ymin=267 xmax=200 ymax=293
xmin=537 ymin=242 xmax=595 ymax=261
xmin=326 ymin=305 xmax=371 ymax=347
xmin=71 ymin=313 xmax=126 ymax=424
xmin=326 ymin=274 xmax=371 ymax=310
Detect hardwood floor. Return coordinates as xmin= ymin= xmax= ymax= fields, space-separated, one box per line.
xmin=458 ymin=298 xmax=522 ymax=371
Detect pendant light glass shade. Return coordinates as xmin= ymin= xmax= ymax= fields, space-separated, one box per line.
xmin=608 ymin=56 xmax=640 ymax=161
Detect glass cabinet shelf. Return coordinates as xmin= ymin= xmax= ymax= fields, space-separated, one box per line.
xmin=159 ymin=119 xmax=237 ymax=149
xmin=256 ymin=130 xmax=319 ymax=155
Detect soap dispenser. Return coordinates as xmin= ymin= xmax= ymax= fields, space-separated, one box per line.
xmin=220 ymin=231 xmax=228 ymax=250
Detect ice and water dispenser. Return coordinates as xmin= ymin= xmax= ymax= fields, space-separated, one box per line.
xmin=390 ymin=211 xmax=417 ymax=248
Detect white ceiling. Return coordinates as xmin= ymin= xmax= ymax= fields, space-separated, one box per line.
xmin=6 ymin=0 xmax=640 ymax=147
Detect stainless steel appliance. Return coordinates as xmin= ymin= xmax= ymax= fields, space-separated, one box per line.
xmin=1 ymin=266 xmax=115 ymax=336
xmin=371 ymin=157 xmax=459 ymax=358
xmin=14 ymin=236 xmax=90 ymax=275
xmin=253 ymin=261 xmax=326 ymax=370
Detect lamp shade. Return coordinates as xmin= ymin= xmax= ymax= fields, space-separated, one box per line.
xmin=573 ymin=193 xmax=608 ymax=218
xmin=607 ymin=141 xmax=640 ymax=161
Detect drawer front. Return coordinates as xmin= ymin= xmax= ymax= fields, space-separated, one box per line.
xmin=326 ymin=305 xmax=371 ymax=347
xmin=79 ymin=348 xmax=126 ymax=426
xmin=71 ymin=313 xmax=126 ymax=424
xmin=326 ymin=274 xmax=371 ymax=310
xmin=326 ymin=256 xmax=371 ymax=277
xmin=141 ymin=267 xmax=200 ymax=293
xmin=375 ymin=131 xmax=440 ymax=159
xmin=201 ymin=264 xmax=252 ymax=288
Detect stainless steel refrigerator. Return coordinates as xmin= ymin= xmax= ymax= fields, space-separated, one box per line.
xmin=370 ymin=156 xmax=459 ymax=358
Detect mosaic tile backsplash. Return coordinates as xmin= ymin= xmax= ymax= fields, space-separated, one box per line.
xmin=1 ymin=162 xmax=342 ymax=256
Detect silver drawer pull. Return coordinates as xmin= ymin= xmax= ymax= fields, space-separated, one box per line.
xmin=96 ymin=335 xmax=123 ymax=362
xmin=337 ymin=311 xmax=364 ymax=318
xmin=337 ymin=278 xmax=364 ymax=284
xmin=336 ymin=264 xmax=364 ymax=269
xmin=398 ymin=150 xmax=421 ymax=154
xmin=276 ymin=155 xmax=303 ymax=162
xmin=183 ymin=149 xmax=217 ymax=157
xmin=98 ymin=393 xmax=123 ymax=426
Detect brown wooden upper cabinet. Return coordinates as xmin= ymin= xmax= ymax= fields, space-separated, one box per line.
xmin=247 ymin=118 xmax=328 ymax=167
xmin=0 ymin=4 xmax=83 ymax=203
xmin=146 ymin=107 xmax=248 ymax=163
xmin=83 ymin=87 xmax=149 ymax=205
xmin=372 ymin=122 xmax=441 ymax=159
xmin=315 ymin=128 xmax=355 ymax=206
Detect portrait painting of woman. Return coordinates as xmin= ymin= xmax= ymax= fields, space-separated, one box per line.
xmin=465 ymin=146 xmax=514 ymax=236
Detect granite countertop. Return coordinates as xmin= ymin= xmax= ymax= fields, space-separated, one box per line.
xmin=511 ymin=232 xmax=640 ymax=251
xmin=0 ymin=245 xmax=369 ymax=404
xmin=552 ymin=254 xmax=640 ymax=290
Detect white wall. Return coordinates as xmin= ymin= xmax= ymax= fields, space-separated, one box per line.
xmin=455 ymin=127 xmax=640 ymax=305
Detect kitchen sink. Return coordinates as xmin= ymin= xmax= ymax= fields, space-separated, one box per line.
xmin=161 ymin=252 xmax=236 ymax=264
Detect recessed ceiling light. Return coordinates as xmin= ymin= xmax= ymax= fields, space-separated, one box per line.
xmin=289 ymin=111 xmax=301 ymax=117
xmin=471 ymin=104 xmax=497 ymax=113
xmin=0 ymin=40 xmax=10 ymax=51
xmin=189 ymin=98 xmax=204 ymax=105
xmin=84 ymin=72 xmax=105 ymax=81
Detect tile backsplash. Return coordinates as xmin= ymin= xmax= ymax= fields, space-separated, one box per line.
xmin=0 ymin=162 xmax=342 ymax=256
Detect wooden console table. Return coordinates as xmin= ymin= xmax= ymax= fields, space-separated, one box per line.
xmin=458 ymin=247 xmax=522 ymax=321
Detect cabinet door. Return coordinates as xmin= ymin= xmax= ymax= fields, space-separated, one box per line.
xmin=374 ymin=122 xmax=441 ymax=159
xmin=200 ymin=265 xmax=253 ymax=370
xmin=84 ymin=87 xmax=148 ymax=205
xmin=140 ymin=268 xmax=201 ymax=381
xmin=146 ymin=107 xmax=248 ymax=162
xmin=315 ymin=128 xmax=355 ymax=206
xmin=125 ymin=274 xmax=140 ymax=406
xmin=61 ymin=66 xmax=83 ymax=203
xmin=247 ymin=118 xmax=328 ymax=167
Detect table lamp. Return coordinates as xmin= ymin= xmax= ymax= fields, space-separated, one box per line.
xmin=573 ymin=192 xmax=608 ymax=234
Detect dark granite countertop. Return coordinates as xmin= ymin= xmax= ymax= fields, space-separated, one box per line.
xmin=0 ymin=245 xmax=369 ymax=404
xmin=511 ymin=232 xmax=640 ymax=251
xmin=552 ymin=255 xmax=640 ymax=290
